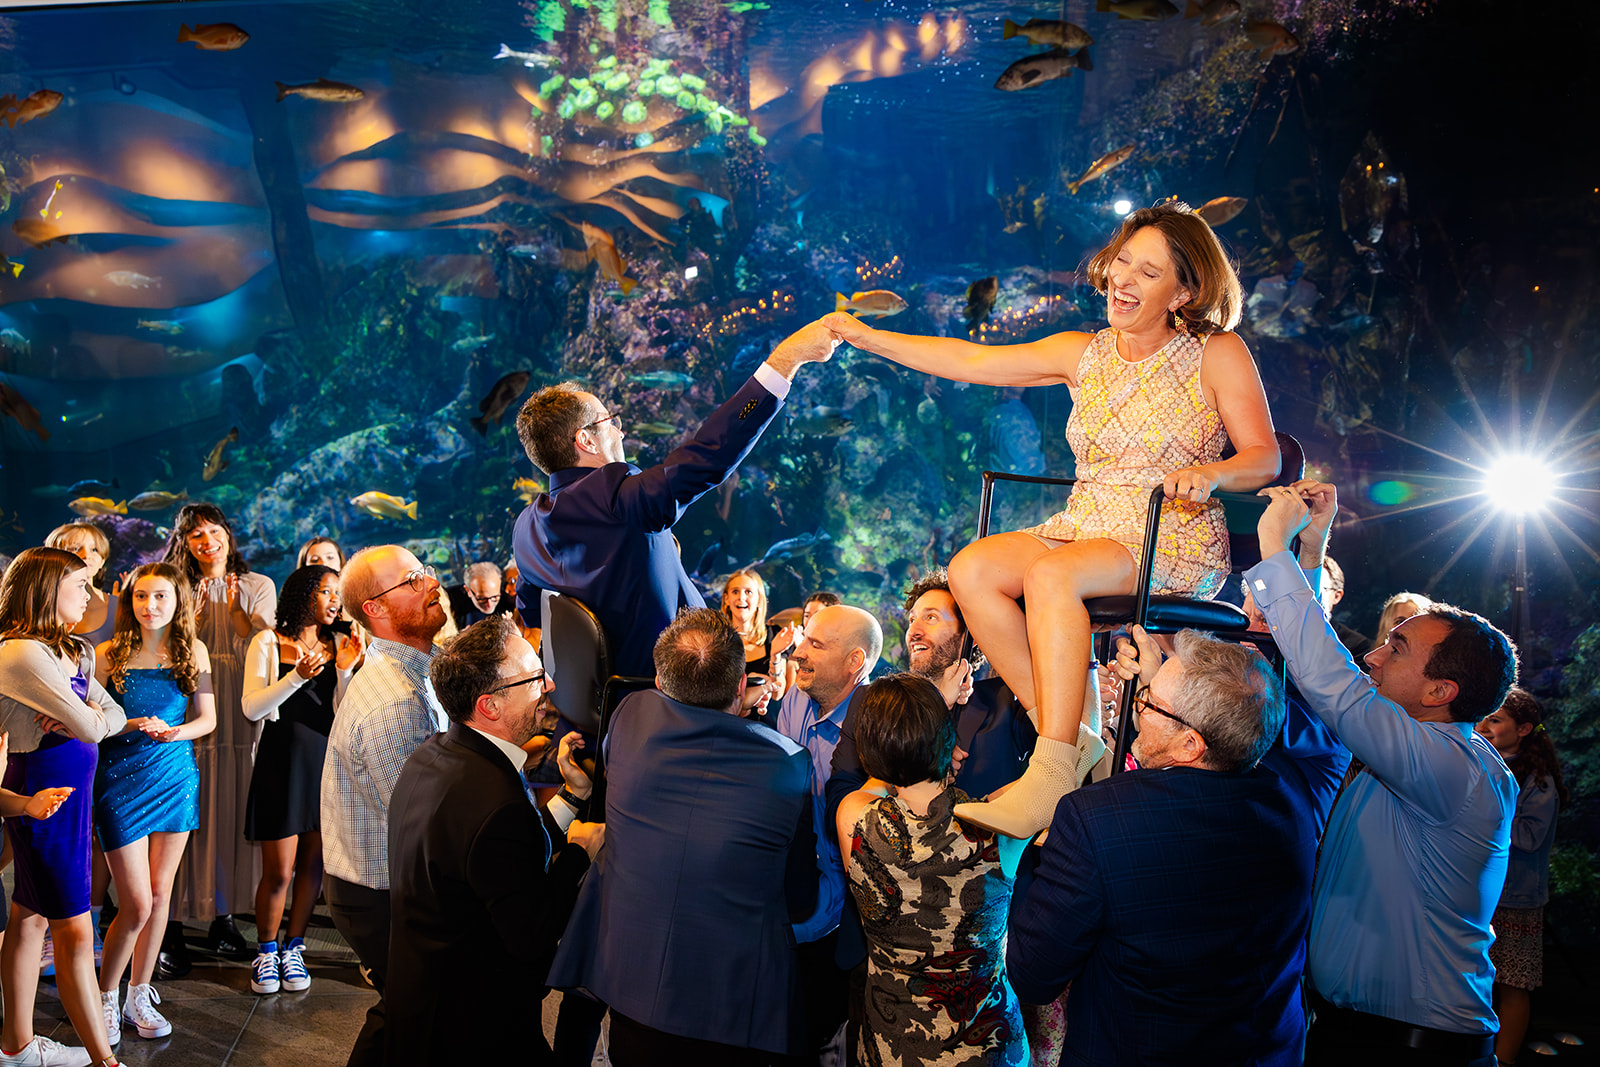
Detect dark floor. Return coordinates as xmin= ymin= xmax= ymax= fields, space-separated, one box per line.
xmin=19 ymin=915 xmax=584 ymax=1066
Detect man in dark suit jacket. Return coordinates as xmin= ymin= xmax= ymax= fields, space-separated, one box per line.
xmin=511 ymin=320 xmax=839 ymax=677
xmin=442 ymin=560 xmax=516 ymax=633
xmin=385 ymin=616 xmax=605 ymax=1065
xmin=1008 ymin=629 xmax=1318 ymax=1067
xmin=548 ymin=609 xmax=812 ymax=1066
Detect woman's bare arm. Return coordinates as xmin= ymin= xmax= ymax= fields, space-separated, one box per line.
xmin=822 ymin=312 xmax=1089 ymax=389
xmin=1166 ymin=332 xmax=1281 ymax=500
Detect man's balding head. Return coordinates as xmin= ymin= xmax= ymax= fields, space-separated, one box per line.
xmin=792 ymin=604 xmax=881 ymax=713
xmin=654 ymin=608 xmax=747 ymax=711
xmin=342 ymin=545 xmax=446 ymax=645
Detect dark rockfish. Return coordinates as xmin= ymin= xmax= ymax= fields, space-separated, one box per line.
xmin=472 ymin=371 xmax=531 ymax=435
xmin=965 ymin=277 xmax=999 ymax=332
xmin=1001 ymin=18 xmax=1093 ymax=50
xmin=1095 ymin=0 xmax=1180 ymax=21
xmin=1184 ymin=0 xmax=1241 ymax=26
xmin=1066 ymin=144 xmax=1135 ymax=195
xmin=995 ymin=49 xmax=1092 ymax=92
xmin=275 ymin=78 xmax=365 ymax=103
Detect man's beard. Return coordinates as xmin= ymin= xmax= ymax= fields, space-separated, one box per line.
xmin=391 ymin=596 xmax=445 ymax=643
xmin=909 ymin=631 xmax=962 ymax=680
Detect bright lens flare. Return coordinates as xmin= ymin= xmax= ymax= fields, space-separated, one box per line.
xmin=1113 ymin=199 xmax=1133 ymax=216
xmin=1483 ymin=455 xmax=1556 ymax=514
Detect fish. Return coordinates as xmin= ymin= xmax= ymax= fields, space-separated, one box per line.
xmin=631 ymin=370 xmax=694 ymax=389
xmin=994 ymin=48 xmax=1093 ymax=91
xmin=178 ymin=23 xmax=250 ymax=51
xmin=512 ymin=476 xmax=541 ymax=504
xmin=350 ymin=491 xmax=418 ymax=521
xmin=202 ymin=426 xmax=238 ymax=481
xmin=507 ymin=244 xmax=540 ymax=258
xmin=451 ymin=334 xmax=496 ymax=352
xmin=1246 ymin=21 xmax=1300 ymax=60
xmin=1001 ymin=18 xmax=1093 ymax=50
xmin=105 ymin=270 xmax=161 ymax=289
xmin=68 ymin=477 xmax=118 ymax=497
xmin=1196 ymin=196 xmax=1249 ymax=226
xmin=1183 ymin=0 xmax=1242 ymax=26
xmin=1094 ymin=0 xmax=1180 ymax=19
xmin=12 ymin=217 xmax=71 ymax=248
xmin=835 ymin=290 xmax=909 ymax=318
xmin=1 ymin=90 xmax=64 ymax=128
xmin=1066 ymin=143 xmax=1136 ymax=195
xmin=493 ymin=43 xmax=557 ymax=67
xmin=67 ymin=496 xmax=126 ymax=517
xmin=0 ymin=257 xmax=22 ymax=279
xmin=578 ymin=222 xmax=639 ymax=295
xmin=964 ymin=276 xmax=999 ymax=332
xmin=38 ymin=179 xmax=62 ymax=219
xmin=128 ymin=489 xmax=188 ymax=510
xmin=0 ymin=382 xmax=49 ymax=441
xmin=791 ymin=407 xmax=853 ymax=437
xmin=275 ymin=78 xmax=365 ymax=103
xmin=471 ymin=370 xmax=530 ymax=434
xmin=631 ymin=420 xmax=681 ymax=436
xmin=136 ymin=319 xmax=185 ymax=335
xmin=760 ymin=528 xmax=831 ymax=562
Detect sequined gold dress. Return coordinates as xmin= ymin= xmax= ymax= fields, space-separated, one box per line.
xmin=1025 ymin=327 xmax=1231 ymax=597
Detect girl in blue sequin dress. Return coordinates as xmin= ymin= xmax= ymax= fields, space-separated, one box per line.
xmin=93 ymin=563 xmax=216 ymax=1044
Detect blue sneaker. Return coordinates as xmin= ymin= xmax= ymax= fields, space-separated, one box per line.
xmin=38 ymin=934 xmax=54 ymax=977
xmin=251 ymin=947 xmax=280 ymax=995
xmin=279 ymin=940 xmax=310 ymax=992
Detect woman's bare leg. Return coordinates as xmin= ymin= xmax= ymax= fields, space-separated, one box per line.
xmin=131 ymin=831 xmax=189 ymax=988
xmin=1 ymin=906 xmax=46 ymax=1052
xmin=254 ymin=837 xmax=298 ymax=947
xmin=953 ymin=539 xmax=1136 ymax=838
xmin=101 ymin=838 xmax=155 ymax=993
xmin=947 ymin=533 xmax=1054 ymax=711
xmin=52 ymin=912 xmax=114 ymax=1061
xmin=285 ymin=832 xmax=323 ymax=941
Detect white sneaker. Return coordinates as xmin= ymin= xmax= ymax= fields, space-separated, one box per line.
xmin=100 ymin=988 xmax=121 ymax=1047
xmin=123 ymin=983 xmax=172 ymax=1039
xmin=0 ymin=1034 xmax=93 ymax=1066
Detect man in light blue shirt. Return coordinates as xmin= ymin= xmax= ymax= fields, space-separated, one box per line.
xmin=1248 ymin=481 xmax=1517 ymax=1067
xmin=774 ymin=603 xmax=881 ymax=1059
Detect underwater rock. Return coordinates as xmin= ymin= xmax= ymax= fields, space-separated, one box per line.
xmin=1246 ymin=273 xmax=1320 ymax=339
xmin=240 ymin=414 xmax=471 ymax=553
xmin=89 ymin=514 xmax=170 ymax=577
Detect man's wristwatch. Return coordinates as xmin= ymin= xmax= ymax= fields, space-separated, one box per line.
xmin=556 ymin=786 xmax=587 ymax=812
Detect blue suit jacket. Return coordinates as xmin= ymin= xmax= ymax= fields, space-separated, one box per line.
xmin=513 ymin=375 xmax=782 ymax=677
xmin=546 ymin=689 xmax=811 ymax=1055
xmin=1008 ymin=762 xmax=1317 ymax=1067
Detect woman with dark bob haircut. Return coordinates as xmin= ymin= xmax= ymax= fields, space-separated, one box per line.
xmin=835 ymin=674 xmax=1031 ymax=1067
xmin=825 ymin=200 xmax=1280 ymax=838
xmin=161 ymin=503 xmax=276 ymax=957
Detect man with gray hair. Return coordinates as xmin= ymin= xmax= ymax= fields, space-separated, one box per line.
xmin=441 ymin=560 xmax=515 ymax=639
xmin=1008 ymin=628 xmax=1321 ymax=1065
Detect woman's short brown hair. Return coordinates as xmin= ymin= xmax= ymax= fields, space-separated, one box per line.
xmin=1085 ymin=200 xmax=1244 ymax=335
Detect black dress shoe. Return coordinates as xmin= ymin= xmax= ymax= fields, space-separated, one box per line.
xmin=208 ymin=914 xmax=252 ymax=960
xmin=157 ymin=921 xmax=192 ymax=979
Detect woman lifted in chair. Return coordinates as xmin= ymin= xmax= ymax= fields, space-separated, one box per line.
xmin=824 ymin=201 xmax=1279 ymax=838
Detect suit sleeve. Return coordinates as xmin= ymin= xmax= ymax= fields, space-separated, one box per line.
xmin=825 ymin=692 xmax=868 ymax=835
xmin=1007 ymin=796 xmax=1103 ymax=1005
xmin=466 ymin=800 xmax=591 ymax=986
xmin=614 ymin=376 xmax=782 ymax=532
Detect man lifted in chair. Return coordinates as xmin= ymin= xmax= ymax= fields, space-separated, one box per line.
xmin=512 ymin=320 xmax=840 ymax=678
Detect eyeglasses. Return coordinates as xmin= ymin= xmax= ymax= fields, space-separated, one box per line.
xmin=489 ymin=670 xmax=548 ymax=694
xmin=1133 ymin=685 xmax=1213 ymax=747
xmin=365 ymin=566 xmax=437 ymax=604
xmin=581 ymin=411 xmax=622 ymax=434
xmin=467 ymin=591 xmax=502 ymax=607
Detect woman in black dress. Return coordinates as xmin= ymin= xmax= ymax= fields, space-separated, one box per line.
xmin=240 ymin=565 xmax=359 ymax=995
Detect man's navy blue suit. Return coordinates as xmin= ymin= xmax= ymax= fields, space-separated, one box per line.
xmin=1007 ymin=701 xmax=1334 ymax=1067
xmin=513 ymin=376 xmax=782 ymax=678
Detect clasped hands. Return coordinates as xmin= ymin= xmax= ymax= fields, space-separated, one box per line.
xmin=1255 ymin=479 xmax=1339 ymax=561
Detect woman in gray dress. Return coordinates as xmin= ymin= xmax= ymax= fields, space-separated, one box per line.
xmin=162 ymin=504 xmax=275 ymax=957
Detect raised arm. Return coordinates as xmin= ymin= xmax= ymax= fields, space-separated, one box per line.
xmin=822 ymin=312 xmax=1088 ymax=389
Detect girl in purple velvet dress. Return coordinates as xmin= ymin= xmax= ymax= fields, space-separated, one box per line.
xmin=0 ymin=547 xmax=128 ymax=1067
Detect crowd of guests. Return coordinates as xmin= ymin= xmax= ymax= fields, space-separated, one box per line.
xmin=0 ymin=203 xmax=1576 ymax=1067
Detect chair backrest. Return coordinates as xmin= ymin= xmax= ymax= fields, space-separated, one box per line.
xmin=540 ymin=590 xmax=609 ymax=734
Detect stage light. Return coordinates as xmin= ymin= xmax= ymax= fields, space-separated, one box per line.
xmin=1483 ymin=454 xmax=1556 ymax=514
xmin=1113 ymin=199 xmax=1132 ymax=216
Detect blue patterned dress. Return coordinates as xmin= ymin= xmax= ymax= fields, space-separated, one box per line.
xmin=93 ymin=668 xmax=200 ymax=851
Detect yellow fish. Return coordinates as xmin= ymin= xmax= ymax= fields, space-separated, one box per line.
xmin=202 ymin=426 xmax=238 ymax=481
xmin=513 ymin=476 xmax=541 ymax=505
xmin=350 ymin=491 xmax=418 ymax=521
xmin=68 ymin=496 xmax=126 ymax=517
xmin=835 ymin=290 xmax=908 ymax=318
xmin=578 ymin=222 xmax=639 ymax=295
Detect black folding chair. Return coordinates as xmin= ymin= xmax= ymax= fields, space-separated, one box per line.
xmin=974 ymin=432 xmax=1305 ymax=774
xmin=539 ymin=591 xmax=653 ymax=818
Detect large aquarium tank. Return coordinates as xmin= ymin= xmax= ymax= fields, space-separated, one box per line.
xmin=0 ymin=0 xmax=1595 ymax=680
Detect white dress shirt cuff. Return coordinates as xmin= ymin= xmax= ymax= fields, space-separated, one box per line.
xmin=753 ymin=361 xmax=791 ymax=400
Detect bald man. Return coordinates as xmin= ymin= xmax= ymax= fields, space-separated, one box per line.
xmin=322 ymin=545 xmax=449 ymax=1067
xmin=772 ymin=604 xmax=882 ymax=1058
